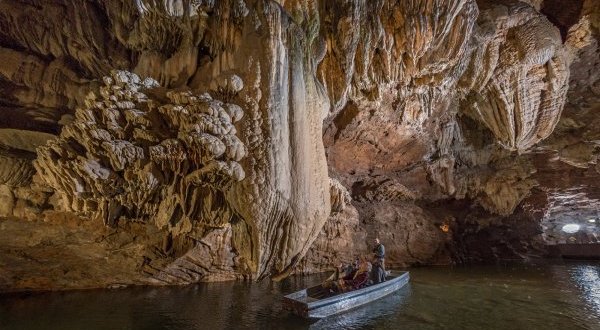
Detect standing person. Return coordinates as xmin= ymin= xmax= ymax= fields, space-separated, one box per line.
xmin=372 ymin=238 xmax=385 ymax=271
xmin=371 ymin=261 xmax=385 ymax=284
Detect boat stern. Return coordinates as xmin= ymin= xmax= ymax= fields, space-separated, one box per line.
xmin=283 ymin=289 xmax=309 ymax=318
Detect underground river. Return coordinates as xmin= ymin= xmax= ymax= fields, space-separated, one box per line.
xmin=1 ymin=261 xmax=599 ymax=330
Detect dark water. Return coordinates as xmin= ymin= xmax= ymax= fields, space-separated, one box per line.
xmin=1 ymin=261 xmax=599 ymax=330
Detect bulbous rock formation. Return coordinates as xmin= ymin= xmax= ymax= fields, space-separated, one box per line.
xmin=35 ymin=70 xmax=246 ymax=232
xmin=0 ymin=0 xmax=598 ymax=291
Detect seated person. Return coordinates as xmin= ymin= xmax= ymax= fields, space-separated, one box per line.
xmin=323 ymin=261 xmax=354 ymax=292
xmin=342 ymin=258 xmax=359 ymax=280
xmin=323 ymin=263 xmax=344 ymax=288
xmin=338 ymin=260 xmax=371 ymax=292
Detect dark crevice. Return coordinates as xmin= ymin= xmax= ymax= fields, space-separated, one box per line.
xmin=541 ymin=0 xmax=584 ymax=42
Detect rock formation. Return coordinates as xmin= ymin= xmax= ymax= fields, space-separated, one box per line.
xmin=0 ymin=0 xmax=598 ymax=291
xmin=460 ymin=0 xmax=570 ymax=152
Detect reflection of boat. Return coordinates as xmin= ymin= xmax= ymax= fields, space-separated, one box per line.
xmin=283 ymin=271 xmax=410 ymax=319
xmin=308 ymin=283 xmax=412 ymax=329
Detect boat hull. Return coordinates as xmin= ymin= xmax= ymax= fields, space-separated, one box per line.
xmin=283 ymin=271 xmax=410 ymax=319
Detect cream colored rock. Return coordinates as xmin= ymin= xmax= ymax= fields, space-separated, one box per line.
xmin=460 ymin=1 xmax=571 ymax=151
xmin=319 ymin=0 xmax=478 ymax=125
xmin=330 ymin=178 xmax=351 ymax=213
xmin=297 ymin=205 xmax=367 ymax=274
xmin=0 ymin=185 xmax=14 ymax=217
xmin=0 ymin=129 xmax=55 ymax=153
xmin=0 ymin=151 xmax=36 ymax=187
xmin=148 ymin=225 xmax=240 ymax=284
xmin=0 ymin=0 xmax=598 ymax=292
xmin=185 ymin=0 xmax=332 ymax=279
xmin=518 ymin=0 xmax=543 ymax=10
xmin=36 ymin=71 xmax=247 ymax=234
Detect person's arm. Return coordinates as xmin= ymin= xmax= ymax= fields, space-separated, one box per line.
xmin=326 ymin=272 xmax=335 ymax=282
xmin=325 ymin=267 xmax=339 ymax=282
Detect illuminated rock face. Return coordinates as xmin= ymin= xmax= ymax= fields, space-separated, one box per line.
xmin=318 ymin=0 xmax=478 ymax=123
xmin=460 ymin=1 xmax=570 ymax=152
xmin=0 ymin=0 xmax=598 ymax=291
xmin=27 ymin=1 xmax=332 ymax=281
xmin=35 ymin=70 xmax=246 ymax=232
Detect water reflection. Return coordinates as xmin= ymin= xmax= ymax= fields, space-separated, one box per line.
xmin=567 ymin=263 xmax=600 ymax=321
xmin=1 ymin=262 xmax=599 ymax=330
xmin=309 ymin=285 xmax=412 ymax=330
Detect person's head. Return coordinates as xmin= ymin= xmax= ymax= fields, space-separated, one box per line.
xmin=358 ymin=261 xmax=372 ymax=273
xmin=374 ymin=238 xmax=380 ymax=245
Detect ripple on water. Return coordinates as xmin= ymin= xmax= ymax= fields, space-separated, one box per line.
xmin=1 ymin=261 xmax=599 ymax=330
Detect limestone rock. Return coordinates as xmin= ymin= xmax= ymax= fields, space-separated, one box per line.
xmin=319 ymin=0 xmax=478 ymax=125
xmin=0 ymin=185 xmax=14 ymax=217
xmin=36 ymin=70 xmax=246 ymax=241
xmin=460 ymin=1 xmax=571 ymax=152
xmin=29 ymin=0 xmax=335 ymax=281
xmin=0 ymin=0 xmax=598 ymax=292
xmin=0 ymin=150 xmax=36 ymax=187
xmin=297 ymin=205 xmax=367 ymax=274
xmin=329 ymin=178 xmax=351 ymax=213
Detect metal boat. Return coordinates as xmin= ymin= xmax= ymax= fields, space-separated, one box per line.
xmin=283 ymin=271 xmax=410 ymax=319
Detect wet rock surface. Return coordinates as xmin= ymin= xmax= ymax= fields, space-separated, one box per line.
xmin=0 ymin=0 xmax=598 ymax=291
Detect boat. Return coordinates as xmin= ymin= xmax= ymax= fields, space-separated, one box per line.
xmin=283 ymin=271 xmax=410 ymax=319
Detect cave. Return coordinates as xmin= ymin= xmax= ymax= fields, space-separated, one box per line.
xmin=0 ymin=0 xmax=599 ymax=328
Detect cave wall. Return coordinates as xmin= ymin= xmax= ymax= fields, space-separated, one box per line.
xmin=0 ymin=0 xmax=598 ymax=292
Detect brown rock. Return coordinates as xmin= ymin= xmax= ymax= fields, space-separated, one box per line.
xmin=0 ymin=0 xmax=598 ymax=292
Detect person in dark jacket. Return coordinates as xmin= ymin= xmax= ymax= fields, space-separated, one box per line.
xmin=371 ymin=260 xmax=386 ymax=284
xmin=342 ymin=256 xmax=360 ymax=280
xmin=372 ymin=238 xmax=385 ymax=272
